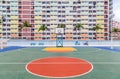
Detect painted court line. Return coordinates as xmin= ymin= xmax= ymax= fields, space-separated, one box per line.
xmin=16 ymin=47 xmax=102 ymax=55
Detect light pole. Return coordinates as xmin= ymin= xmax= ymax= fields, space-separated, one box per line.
xmin=110 ymin=15 xmax=114 ymax=49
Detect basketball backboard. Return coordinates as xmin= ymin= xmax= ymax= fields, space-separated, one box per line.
xmin=55 ymin=28 xmax=64 ymax=34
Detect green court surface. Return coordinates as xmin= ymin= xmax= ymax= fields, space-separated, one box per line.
xmin=0 ymin=47 xmax=120 ymax=79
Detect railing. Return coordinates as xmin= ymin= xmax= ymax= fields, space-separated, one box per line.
xmin=4 ymin=39 xmax=120 ymax=47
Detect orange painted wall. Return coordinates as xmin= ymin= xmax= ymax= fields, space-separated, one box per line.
xmin=81 ymin=37 xmax=88 ymax=40
xmin=96 ymin=38 xmax=104 ymax=40
xmin=11 ymin=34 xmax=18 ymax=37
xmin=81 ymin=34 xmax=88 ymax=37
xmin=34 ymin=37 xmax=42 ymax=41
xmin=34 ymin=33 xmax=42 ymax=37
xmin=96 ymin=34 xmax=104 ymax=37
xmin=51 ymin=37 xmax=56 ymax=40
xmin=50 ymin=34 xmax=56 ymax=37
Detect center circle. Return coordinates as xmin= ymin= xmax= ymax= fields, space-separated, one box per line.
xmin=26 ymin=57 xmax=93 ymax=78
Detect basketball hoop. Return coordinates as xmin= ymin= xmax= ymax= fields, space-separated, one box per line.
xmin=55 ymin=28 xmax=64 ymax=47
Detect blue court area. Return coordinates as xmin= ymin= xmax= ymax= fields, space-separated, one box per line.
xmin=0 ymin=46 xmax=25 ymax=53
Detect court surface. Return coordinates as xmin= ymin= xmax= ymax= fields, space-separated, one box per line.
xmin=0 ymin=47 xmax=120 ymax=79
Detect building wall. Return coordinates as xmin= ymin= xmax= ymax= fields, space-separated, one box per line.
xmin=112 ymin=20 xmax=120 ymax=28
xmin=10 ymin=0 xmax=19 ymax=39
xmin=0 ymin=0 xmax=113 ymax=41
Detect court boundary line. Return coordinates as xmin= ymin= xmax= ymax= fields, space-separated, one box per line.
xmin=17 ymin=47 xmax=100 ymax=54
xmin=25 ymin=56 xmax=93 ymax=78
xmin=73 ymin=48 xmax=101 ymax=53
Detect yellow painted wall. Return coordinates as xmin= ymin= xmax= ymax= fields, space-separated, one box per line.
xmin=34 ymin=21 xmax=42 ymax=24
xmin=97 ymin=20 xmax=104 ymax=24
xmin=96 ymin=16 xmax=104 ymax=19
xmin=50 ymin=25 xmax=56 ymax=28
xmin=35 ymin=16 xmax=41 ymax=19
xmin=83 ymin=25 xmax=88 ymax=28
xmin=11 ymin=20 xmax=18 ymax=24
xmin=50 ymin=16 xmax=57 ymax=19
xmin=0 ymin=25 xmax=2 ymax=28
xmin=11 ymin=25 xmax=18 ymax=28
xmin=11 ymin=16 xmax=18 ymax=19
xmin=50 ymin=30 xmax=55 ymax=33
xmin=66 ymin=25 xmax=73 ymax=28
xmin=0 ymin=16 xmax=2 ymax=19
xmin=66 ymin=21 xmax=73 ymax=24
xmin=34 ymin=28 xmax=43 ymax=33
xmin=11 ymin=29 xmax=18 ymax=33
xmin=97 ymin=29 xmax=104 ymax=32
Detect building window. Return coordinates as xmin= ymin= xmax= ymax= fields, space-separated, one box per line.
xmin=31 ymin=2 xmax=34 ymax=5
xmin=19 ymin=1 xmax=21 ymax=4
xmin=2 ymin=1 xmax=5 ymax=4
xmin=19 ymin=6 xmax=22 ymax=9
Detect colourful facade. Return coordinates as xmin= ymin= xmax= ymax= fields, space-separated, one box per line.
xmin=112 ymin=20 xmax=120 ymax=28
xmin=0 ymin=0 xmax=113 ymax=40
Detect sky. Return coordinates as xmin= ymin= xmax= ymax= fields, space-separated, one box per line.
xmin=113 ymin=0 xmax=120 ymax=21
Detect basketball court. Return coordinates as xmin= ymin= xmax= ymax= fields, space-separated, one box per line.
xmin=0 ymin=47 xmax=120 ymax=79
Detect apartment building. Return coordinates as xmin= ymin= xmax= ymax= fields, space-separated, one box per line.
xmin=0 ymin=0 xmax=113 ymax=40
xmin=112 ymin=20 xmax=120 ymax=28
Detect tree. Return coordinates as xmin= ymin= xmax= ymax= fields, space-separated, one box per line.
xmin=112 ymin=27 xmax=119 ymax=40
xmin=57 ymin=24 xmax=66 ymax=28
xmin=110 ymin=27 xmax=120 ymax=49
xmin=20 ymin=21 xmax=32 ymax=40
xmin=21 ymin=21 xmax=32 ymax=29
xmin=0 ymin=19 xmax=1 ymax=24
xmin=74 ymin=23 xmax=84 ymax=40
xmin=92 ymin=24 xmax=103 ymax=40
xmin=38 ymin=24 xmax=48 ymax=40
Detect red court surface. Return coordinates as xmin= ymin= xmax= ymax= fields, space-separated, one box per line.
xmin=26 ymin=57 xmax=93 ymax=78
